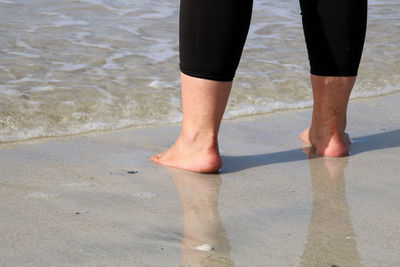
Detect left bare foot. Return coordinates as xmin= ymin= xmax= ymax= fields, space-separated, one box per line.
xmin=151 ymin=133 xmax=222 ymax=173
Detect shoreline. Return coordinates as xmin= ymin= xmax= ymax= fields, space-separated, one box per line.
xmin=1 ymin=90 xmax=400 ymax=147
xmin=1 ymin=91 xmax=399 ymax=266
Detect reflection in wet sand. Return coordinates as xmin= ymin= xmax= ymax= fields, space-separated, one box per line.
xmin=301 ymin=148 xmax=362 ymax=267
xmin=168 ymin=167 xmax=234 ymax=267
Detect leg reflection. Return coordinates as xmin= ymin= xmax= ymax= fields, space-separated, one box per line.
xmin=301 ymin=147 xmax=362 ymax=267
xmin=167 ymin=167 xmax=234 ymax=266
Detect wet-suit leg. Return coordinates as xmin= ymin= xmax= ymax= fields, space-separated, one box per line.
xmin=300 ymin=0 xmax=368 ymax=76
xmin=179 ymin=0 xmax=367 ymax=80
xmin=179 ymin=0 xmax=253 ymax=82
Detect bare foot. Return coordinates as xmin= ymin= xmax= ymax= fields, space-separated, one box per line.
xmin=151 ymin=134 xmax=222 ymax=173
xmin=300 ymin=127 xmax=351 ymax=157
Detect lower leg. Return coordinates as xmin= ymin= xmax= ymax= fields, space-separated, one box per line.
xmin=300 ymin=75 xmax=356 ymax=157
xmin=151 ymin=73 xmax=232 ymax=173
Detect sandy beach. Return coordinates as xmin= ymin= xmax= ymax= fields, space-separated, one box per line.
xmin=1 ymin=92 xmax=399 ymax=266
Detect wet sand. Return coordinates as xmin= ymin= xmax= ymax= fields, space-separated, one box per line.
xmin=1 ymin=92 xmax=399 ymax=266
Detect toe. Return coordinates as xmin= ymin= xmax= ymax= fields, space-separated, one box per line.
xmin=151 ymin=154 xmax=162 ymax=162
xmin=300 ymin=127 xmax=312 ymax=145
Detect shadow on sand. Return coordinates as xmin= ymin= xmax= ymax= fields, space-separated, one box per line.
xmin=221 ymin=129 xmax=400 ymax=173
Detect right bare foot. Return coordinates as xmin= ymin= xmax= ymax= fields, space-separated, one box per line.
xmin=300 ymin=127 xmax=351 ymax=157
xmin=151 ymin=133 xmax=222 ymax=174
xmin=300 ymin=75 xmax=356 ymax=158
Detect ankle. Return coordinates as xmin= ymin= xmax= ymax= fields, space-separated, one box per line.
xmin=179 ymin=130 xmax=219 ymax=149
xmin=310 ymin=124 xmax=345 ymax=140
xmin=311 ymin=116 xmax=346 ymax=134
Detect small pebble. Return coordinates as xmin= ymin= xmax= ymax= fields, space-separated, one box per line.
xmin=196 ymin=244 xmax=215 ymax=251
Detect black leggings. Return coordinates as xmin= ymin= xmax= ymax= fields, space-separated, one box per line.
xmin=179 ymin=0 xmax=368 ymax=81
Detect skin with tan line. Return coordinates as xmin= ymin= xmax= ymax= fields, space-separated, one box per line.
xmin=151 ymin=73 xmax=356 ymax=173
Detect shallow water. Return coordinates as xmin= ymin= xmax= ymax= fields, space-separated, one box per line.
xmin=0 ymin=0 xmax=399 ymax=143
